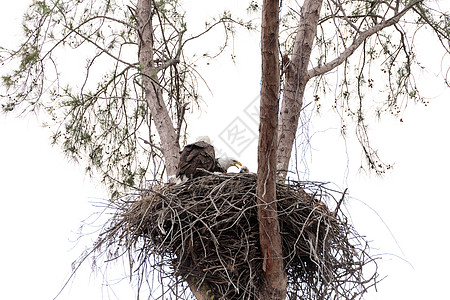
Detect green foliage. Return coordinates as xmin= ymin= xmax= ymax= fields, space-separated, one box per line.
xmin=279 ymin=0 xmax=450 ymax=174
xmin=247 ymin=1 xmax=260 ymax=13
xmin=1 ymin=0 xmax=449 ymax=185
xmin=0 ymin=0 xmax=252 ymax=194
xmin=19 ymin=45 xmax=40 ymax=70
xmin=2 ymin=76 xmax=13 ymax=88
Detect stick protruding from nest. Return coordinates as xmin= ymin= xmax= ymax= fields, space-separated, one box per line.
xmin=88 ymin=173 xmax=379 ymax=299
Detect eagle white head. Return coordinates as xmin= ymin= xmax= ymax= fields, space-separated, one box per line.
xmin=217 ymin=157 xmax=242 ymax=171
xmin=196 ymin=135 xmax=212 ymax=144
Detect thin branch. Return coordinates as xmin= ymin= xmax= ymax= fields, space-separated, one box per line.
xmin=60 ymin=23 xmax=137 ymax=68
xmin=330 ymin=0 xmax=360 ymax=32
xmin=307 ymin=0 xmax=424 ymax=79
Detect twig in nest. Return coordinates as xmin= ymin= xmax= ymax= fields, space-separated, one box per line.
xmin=85 ymin=173 xmax=379 ymax=299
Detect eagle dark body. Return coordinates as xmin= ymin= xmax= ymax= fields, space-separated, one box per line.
xmin=176 ymin=141 xmax=224 ymax=179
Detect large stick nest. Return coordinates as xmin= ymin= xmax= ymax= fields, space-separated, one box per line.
xmin=92 ymin=173 xmax=378 ymax=299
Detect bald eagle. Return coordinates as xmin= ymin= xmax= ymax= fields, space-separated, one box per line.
xmin=176 ymin=140 xmax=216 ymax=179
xmin=216 ymin=157 xmax=242 ymax=172
xmin=176 ymin=139 xmax=241 ymax=181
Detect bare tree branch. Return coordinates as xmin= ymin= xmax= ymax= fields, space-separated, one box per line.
xmin=277 ymin=0 xmax=323 ymax=178
xmin=308 ymin=0 xmax=425 ymax=79
xmin=136 ymin=0 xmax=180 ymax=177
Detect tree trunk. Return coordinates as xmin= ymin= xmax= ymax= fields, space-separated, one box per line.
xmin=257 ymin=0 xmax=287 ymax=299
xmin=136 ymin=0 xmax=180 ymax=177
xmin=276 ymin=0 xmax=323 ymax=178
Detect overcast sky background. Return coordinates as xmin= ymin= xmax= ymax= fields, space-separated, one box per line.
xmin=1 ymin=1 xmax=450 ymax=299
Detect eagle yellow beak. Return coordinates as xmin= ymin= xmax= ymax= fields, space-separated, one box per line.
xmin=233 ymin=161 xmax=242 ymax=168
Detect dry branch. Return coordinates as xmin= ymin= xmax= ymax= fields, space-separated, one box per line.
xmin=89 ymin=173 xmax=379 ymax=299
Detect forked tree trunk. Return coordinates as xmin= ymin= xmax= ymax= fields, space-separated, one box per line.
xmin=136 ymin=0 xmax=180 ymax=177
xmin=277 ymin=0 xmax=323 ymax=178
xmin=257 ymin=0 xmax=287 ymax=299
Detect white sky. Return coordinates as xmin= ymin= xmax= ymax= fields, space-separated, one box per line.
xmin=1 ymin=1 xmax=450 ymax=299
